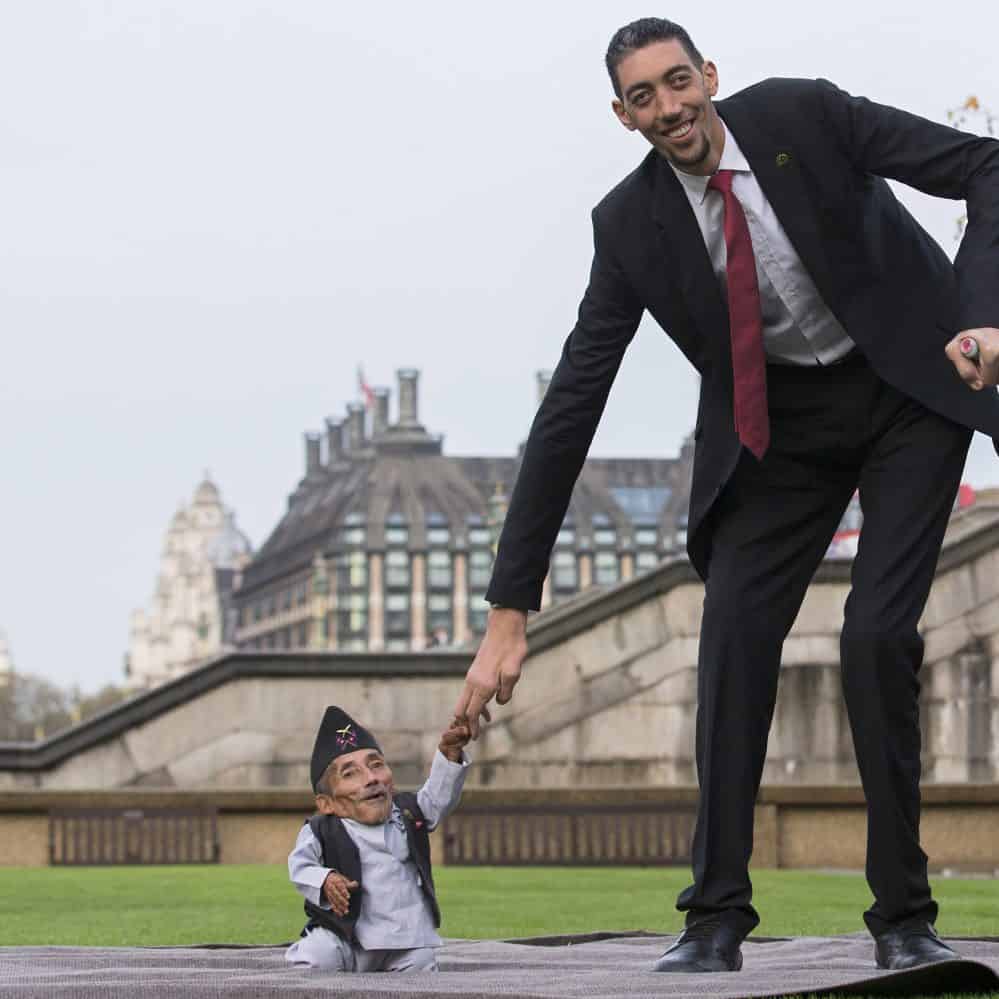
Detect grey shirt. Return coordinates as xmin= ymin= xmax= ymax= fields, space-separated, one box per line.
xmin=670 ymin=122 xmax=856 ymax=366
xmin=288 ymin=749 xmax=470 ymax=950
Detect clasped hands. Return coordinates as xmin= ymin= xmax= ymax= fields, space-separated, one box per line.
xmin=946 ymin=327 xmax=999 ymax=390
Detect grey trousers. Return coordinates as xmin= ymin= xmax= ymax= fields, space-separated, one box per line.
xmin=286 ymin=926 xmax=438 ymax=972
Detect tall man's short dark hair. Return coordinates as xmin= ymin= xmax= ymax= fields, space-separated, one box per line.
xmin=605 ymin=18 xmax=705 ymax=98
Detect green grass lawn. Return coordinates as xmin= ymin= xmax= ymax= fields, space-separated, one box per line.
xmin=0 ymin=865 xmax=996 ymax=947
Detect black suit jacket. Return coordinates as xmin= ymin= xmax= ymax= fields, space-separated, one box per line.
xmin=486 ymin=77 xmax=999 ymax=607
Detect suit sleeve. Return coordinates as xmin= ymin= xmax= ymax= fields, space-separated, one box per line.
xmin=485 ymin=212 xmax=644 ymax=610
xmin=815 ymin=77 xmax=999 ymax=330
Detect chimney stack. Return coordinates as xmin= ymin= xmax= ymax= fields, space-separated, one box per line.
xmin=397 ymin=368 xmax=420 ymax=427
xmin=325 ymin=418 xmax=343 ymax=463
xmin=304 ymin=432 xmax=322 ymax=476
xmin=536 ymin=369 xmax=552 ymax=407
xmin=373 ymin=388 xmax=390 ymax=436
xmin=346 ymin=402 xmax=366 ymax=451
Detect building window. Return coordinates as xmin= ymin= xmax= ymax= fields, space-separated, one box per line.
xmin=296 ymin=621 xmax=309 ymax=647
xmin=336 ymin=592 xmax=368 ymax=646
xmin=385 ymin=592 xmax=411 ymax=642
xmin=556 ymin=528 xmax=575 ymax=546
xmin=636 ymin=551 xmax=660 ymax=572
xmin=468 ymin=527 xmax=491 ymax=546
xmin=675 ymin=514 xmax=688 ymax=549
xmin=468 ymin=593 xmax=489 ymax=635
xmin=295 ymin=580 xmax=309 ymax=606
xmin=608 ymin=486 xmax=672 ymax=525
xmin=336 ymin=551 xmax=368 ymax=589
xmin=427 ymin=527 xmax=450 ymax=546
xmin=385 ymin=549 xmax=410 ymax=588
xmin=427 ymin=550 xmax=452 ymax=589
xmin=427 ymin=593 xmax=452 ymax=645
xmin=385 ymin=526 xmax=409 ymax=546
xmin=468 ymin=549 xmax=493 ymax=588
xmin=339 ymin=526 xmax=367 ymax=546
xmin=281 ymin=588 xmax=292 ymax=612
xmin=634 ymin=528 xmax=658 ymax=547
xmin=552 ymin=550 xmax=578 ymax=591
xmin=594 ymin=551 xmax=619 ymax=585
xmin=593 ymin=528 xmax=617 ymax=547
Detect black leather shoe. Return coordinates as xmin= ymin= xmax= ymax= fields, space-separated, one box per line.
xmin=652 ymin=917 xmax=744 ymax=973
xmin=875 ymin=921 xmax=959 ymax=970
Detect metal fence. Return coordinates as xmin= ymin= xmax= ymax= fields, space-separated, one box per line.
xmin=442 ymin=803 xmax=696 ymax=866
xmin=49 ymin=807 xmax=220 ymax=865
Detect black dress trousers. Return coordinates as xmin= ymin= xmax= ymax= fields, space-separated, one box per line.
xmin=675 ymin=353 xmax=972 ymax=937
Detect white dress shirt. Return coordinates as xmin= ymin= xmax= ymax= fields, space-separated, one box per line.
xmin=288 ymin=749 xmax=470 ymax=951
xmin=669 ymin=122 xmax=855 ymax=366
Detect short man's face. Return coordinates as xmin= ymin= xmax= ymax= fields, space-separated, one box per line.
xmin=611 ymin=39 xmax=723 ymax=175
xmin=316 ymin=749 xmax=395 ymax=825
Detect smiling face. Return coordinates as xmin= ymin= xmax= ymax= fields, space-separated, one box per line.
xmin=316 ymin=748 xmax=395 ymax=825
xmin=611 ymin=39 xmax=724 ymax=176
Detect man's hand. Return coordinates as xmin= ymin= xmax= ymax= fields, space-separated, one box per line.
xmin=322 ymin=870 xmax=359 ymax=917
xmin=946 ymin=328 xmax=999 ymax=390
xmin=453 ymin=607 xmax=528 ymax=739
xmin=438 ymin=717 xmax=473 ymax=762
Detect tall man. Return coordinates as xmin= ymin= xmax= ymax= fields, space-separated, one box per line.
xmin=454 ymin=17 xmax=999 ymax=975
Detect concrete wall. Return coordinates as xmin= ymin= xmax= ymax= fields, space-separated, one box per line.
xmin=471 ymin=503 xmax=999 ymax=788
xmin=1 ymin=787 xmax=997 ymax=873
xmin=3 ymin=503 xmax=999 ymax=792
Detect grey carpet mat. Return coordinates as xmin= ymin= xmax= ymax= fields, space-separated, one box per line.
xmin=1 ymin=933 xmax=998 ymax=998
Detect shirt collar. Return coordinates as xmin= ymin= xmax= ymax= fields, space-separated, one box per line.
xmin=668 ymin=121 xmax=751 ymax=204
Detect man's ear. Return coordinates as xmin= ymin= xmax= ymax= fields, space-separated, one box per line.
xmin=315 ymin=794 xmax=336 ymax=815
xmin=612 ymin=99 xmax=637 ymax=131
xmin=701 ymin=60 xmax=719 ymax=98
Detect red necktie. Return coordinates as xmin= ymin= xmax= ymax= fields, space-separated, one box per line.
xmin=707 ymin=169 xmax=769 ymax=460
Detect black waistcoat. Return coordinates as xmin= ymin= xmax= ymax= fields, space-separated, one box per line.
xmin=301 ymin=791 xmax=440 ymax=943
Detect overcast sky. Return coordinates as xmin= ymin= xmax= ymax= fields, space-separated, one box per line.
xmin=2 ymin=1 xmax=998 ymax=692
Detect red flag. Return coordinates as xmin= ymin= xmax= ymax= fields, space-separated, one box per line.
xmin=357 ymin=366 xmax=375 ymax=409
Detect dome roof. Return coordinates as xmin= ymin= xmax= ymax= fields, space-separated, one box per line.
xmin=194 ymin=473 xmax=221 ymax=506
xmin=206 ymin=511 xmax=253 ymax=569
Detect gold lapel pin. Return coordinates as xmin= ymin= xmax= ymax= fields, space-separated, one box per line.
xmin=775 ymin=152 xmax=791 ymax=167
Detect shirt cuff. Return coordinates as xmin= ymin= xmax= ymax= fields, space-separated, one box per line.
xmin=434 ymin=747 xmax=471 ymax=769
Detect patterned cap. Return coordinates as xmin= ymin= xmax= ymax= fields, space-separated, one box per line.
xmin=310 ymin=706 xmax=382 ymax=792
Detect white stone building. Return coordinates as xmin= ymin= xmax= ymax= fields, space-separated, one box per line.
xmin=126 ymin=476 xmax=252 ymax=688
xmin=0 ymin=631 xmax=12 ymax=689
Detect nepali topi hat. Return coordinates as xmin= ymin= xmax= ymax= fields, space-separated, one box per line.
xmin=310 ymin=705 xmax=382 ymax=792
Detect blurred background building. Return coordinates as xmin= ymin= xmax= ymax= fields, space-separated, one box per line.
xmin=126 ymin=476 xmax=253 ymax=688
xmin=230 ymin=369 xmax=696 ymax=655
xmin=0 ymin=631 xmax=12 ymax=690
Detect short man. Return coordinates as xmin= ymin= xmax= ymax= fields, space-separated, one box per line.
xmin=455 ymin=17 xmax=999 ymax=974
xmin=286 ymin=706 xmax=471 ymax=972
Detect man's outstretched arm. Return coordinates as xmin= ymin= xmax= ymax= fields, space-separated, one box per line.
xmin=454 ymin=211 xmax=644 ymax=735
xmin=815 ymin=78 xmax=999 ymax=386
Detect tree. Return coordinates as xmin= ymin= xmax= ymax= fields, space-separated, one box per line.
xmin=948 ymin=96 xmax=996 ymax=242
xmin=0 ymin=672 xmax=73 ymax=742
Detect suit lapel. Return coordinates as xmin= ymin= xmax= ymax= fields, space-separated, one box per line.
xmin=716 ymin=100 xmax=839 ymax=312
xmin=650 ymin=153 xmax=729 ymax=349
